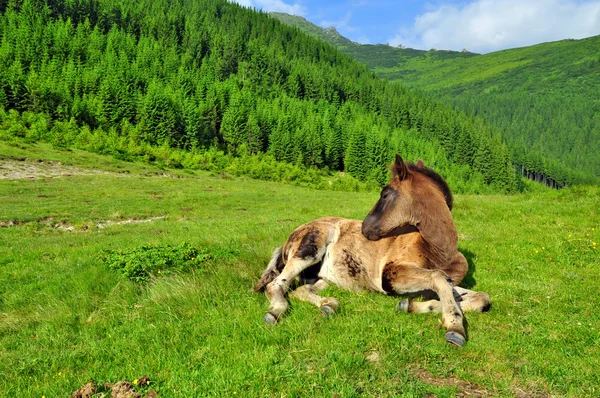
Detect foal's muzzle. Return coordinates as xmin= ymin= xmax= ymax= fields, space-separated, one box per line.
xmin=361 ymin=215 xmax=383 ymax=241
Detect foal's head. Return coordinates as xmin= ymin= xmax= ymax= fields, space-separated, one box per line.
xmin=361 ymin=154 xmax=453 ymax=241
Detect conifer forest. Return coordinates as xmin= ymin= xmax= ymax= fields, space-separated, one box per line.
xmin=0 ymin=0 xmax=527 ymax=193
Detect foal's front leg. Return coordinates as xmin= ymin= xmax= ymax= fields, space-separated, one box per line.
xmin=382 ymin=263 xmax=466 ymax=346
xmin=264 ymin=257 xmax=320 ymax=323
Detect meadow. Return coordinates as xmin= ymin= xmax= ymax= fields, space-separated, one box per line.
xmin=1 ymin=142 xmax=599 ymax=397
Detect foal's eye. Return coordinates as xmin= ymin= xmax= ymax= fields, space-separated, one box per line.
xmin=381 ymin=192 xmax=388 ymax=199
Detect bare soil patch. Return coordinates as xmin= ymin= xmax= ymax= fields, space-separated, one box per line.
xmin=71 ymin=380 xmax=96 ymax=398
xmin=0 ymin=216 xmax=165 ymax=231
xmin=414 ymin=369 xmax=491 ymax=397
xmin=0 ymin=159 xmax=110 ymax=180
xmin=71 ymin=376 xmax=156 ymax=398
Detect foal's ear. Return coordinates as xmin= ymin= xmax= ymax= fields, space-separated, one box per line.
xmin=393 ymin=154 xmax=410 ymax=180
xmin=416 ymin=158 xmax=425 ymax=169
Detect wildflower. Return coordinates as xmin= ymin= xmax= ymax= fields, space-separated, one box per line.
xmin=133 ymin=379 xmax=138 ymax=386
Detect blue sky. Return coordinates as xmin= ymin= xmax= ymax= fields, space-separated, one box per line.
xmin=232 ymin=0 xmax=600 ymax=53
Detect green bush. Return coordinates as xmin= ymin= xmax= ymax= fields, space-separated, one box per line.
xmin=99 ymin=242 xmax=211 ymax=284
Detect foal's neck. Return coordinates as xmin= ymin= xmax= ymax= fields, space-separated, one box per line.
xmin=412 ymin=202 xmax=457 ymax=262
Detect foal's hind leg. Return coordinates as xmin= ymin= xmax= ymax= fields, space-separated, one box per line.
xmin=289 ymin=279 xmax=339 ymax=316
xmin=455 ymin=287 xmax=491 ymax=312
xmin=383 ymin=263 xmax=466 ymax=346
xmin=399 ymin=287 xmax=491 ymax=314
xmin=440 ymin=251 xmax=468 ymax=285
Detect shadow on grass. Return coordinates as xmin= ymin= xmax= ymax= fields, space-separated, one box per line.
xmin=458 ymin=248 xmax=478 ymax=290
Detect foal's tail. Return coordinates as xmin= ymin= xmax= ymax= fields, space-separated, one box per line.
xmin=253 ymin=247 xmax=285 ymax=292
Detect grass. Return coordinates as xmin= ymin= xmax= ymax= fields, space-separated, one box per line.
xmin=1 ymin=142 xmax=599 ymax=396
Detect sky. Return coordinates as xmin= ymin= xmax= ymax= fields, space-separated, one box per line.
xmin=231 ymin=0 xmax=600 ymax=54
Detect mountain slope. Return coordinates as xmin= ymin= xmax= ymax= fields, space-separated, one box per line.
xmin=271 ymin=12 xmax=600 ymax=186
xmin=0 ymin=0 xmax=519 ymax=193
xmin=383 ymin=36 xmax=600 ymax=185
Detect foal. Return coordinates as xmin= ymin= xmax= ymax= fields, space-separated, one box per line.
xmin=254 ymin=155 xmax=490 ymax=346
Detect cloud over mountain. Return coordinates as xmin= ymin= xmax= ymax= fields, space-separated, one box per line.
xmin=388 ymin=0 xmax=600 ymax=53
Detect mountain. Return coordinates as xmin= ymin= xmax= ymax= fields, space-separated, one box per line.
xmin=269 ymin=12 xmax=479 ymax=69
xmin=268 ymin=12 xmax=356 ymax=48
xmin=0 ymin=0 xmax=524 ymax=193
xmin=271 ymin=12 xmax=600 ymax=186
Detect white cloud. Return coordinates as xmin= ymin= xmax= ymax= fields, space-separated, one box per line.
xmin=320 ymin=10 xmax=355 ymax=32
xmin=355 ymin=36 xmax=372 ymax=44
xmin=388 ymin=0 xmax=600 ymax=53
xmin=230 ymin=0 xmax=306 ymax=16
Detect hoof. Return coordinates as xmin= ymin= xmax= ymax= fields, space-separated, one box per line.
xmin=263 ymin=312 xmax=278 ymax=324
xmin=396 ymin=299 xmax=410 ymax=313
xmin=445 ymin=331 xmax=465 ymax=347
xmin=321 ymin=305 xmax=335 ymax=317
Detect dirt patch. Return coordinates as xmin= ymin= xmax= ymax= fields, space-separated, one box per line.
xmin=0 ymin=159 xmax=110 ymax=180
xmin=72 ymin=376 xmax=156 ymax=398
xmin=71 ymin=380 xmax=96 ymax=398
xmin=0 ymin=220 xmax=23 ymax=228
xmin=365 ymin=350 xmax=380 ymax=363
xmin=1 ymin=216 xmax=165 ymax=231
xmin=0 ymin=217 xmax=78 ymax=231
xmin=107 ymin=381 xmax=140 ymax=398
xmin=414 ymin=369 xmax=491 ymax=397
xmin=513 ymin=387 xmax=550 ymax=398
xmin=97 ymin=216 xmax=166 ymax=229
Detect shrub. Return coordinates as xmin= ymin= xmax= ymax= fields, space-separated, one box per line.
xmin=99 ymin=242 xmax=210 ymax=284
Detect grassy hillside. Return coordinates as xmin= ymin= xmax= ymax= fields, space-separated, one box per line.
xmin=376 ymin=36 xmax=600 ymax=184
xmin=1 ymin=140 xmax=599 ymax=396
xmin=271 ymin=13 xmax=600 ymax=187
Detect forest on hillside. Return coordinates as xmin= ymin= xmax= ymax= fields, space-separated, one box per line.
xmin=388 ymin=37 xmax=600 ymax=187
xmin=270 ymin=13 xmax=600 ymax=187
xmin=0 ymin=0 xmax=522 ymax=192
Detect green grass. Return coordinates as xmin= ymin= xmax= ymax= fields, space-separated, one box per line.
xmin=1 ymin=143 xmax=599 ymax=396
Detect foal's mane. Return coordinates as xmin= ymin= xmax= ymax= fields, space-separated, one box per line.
xmin=407 ymin=163 xmax=454 ymax=211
